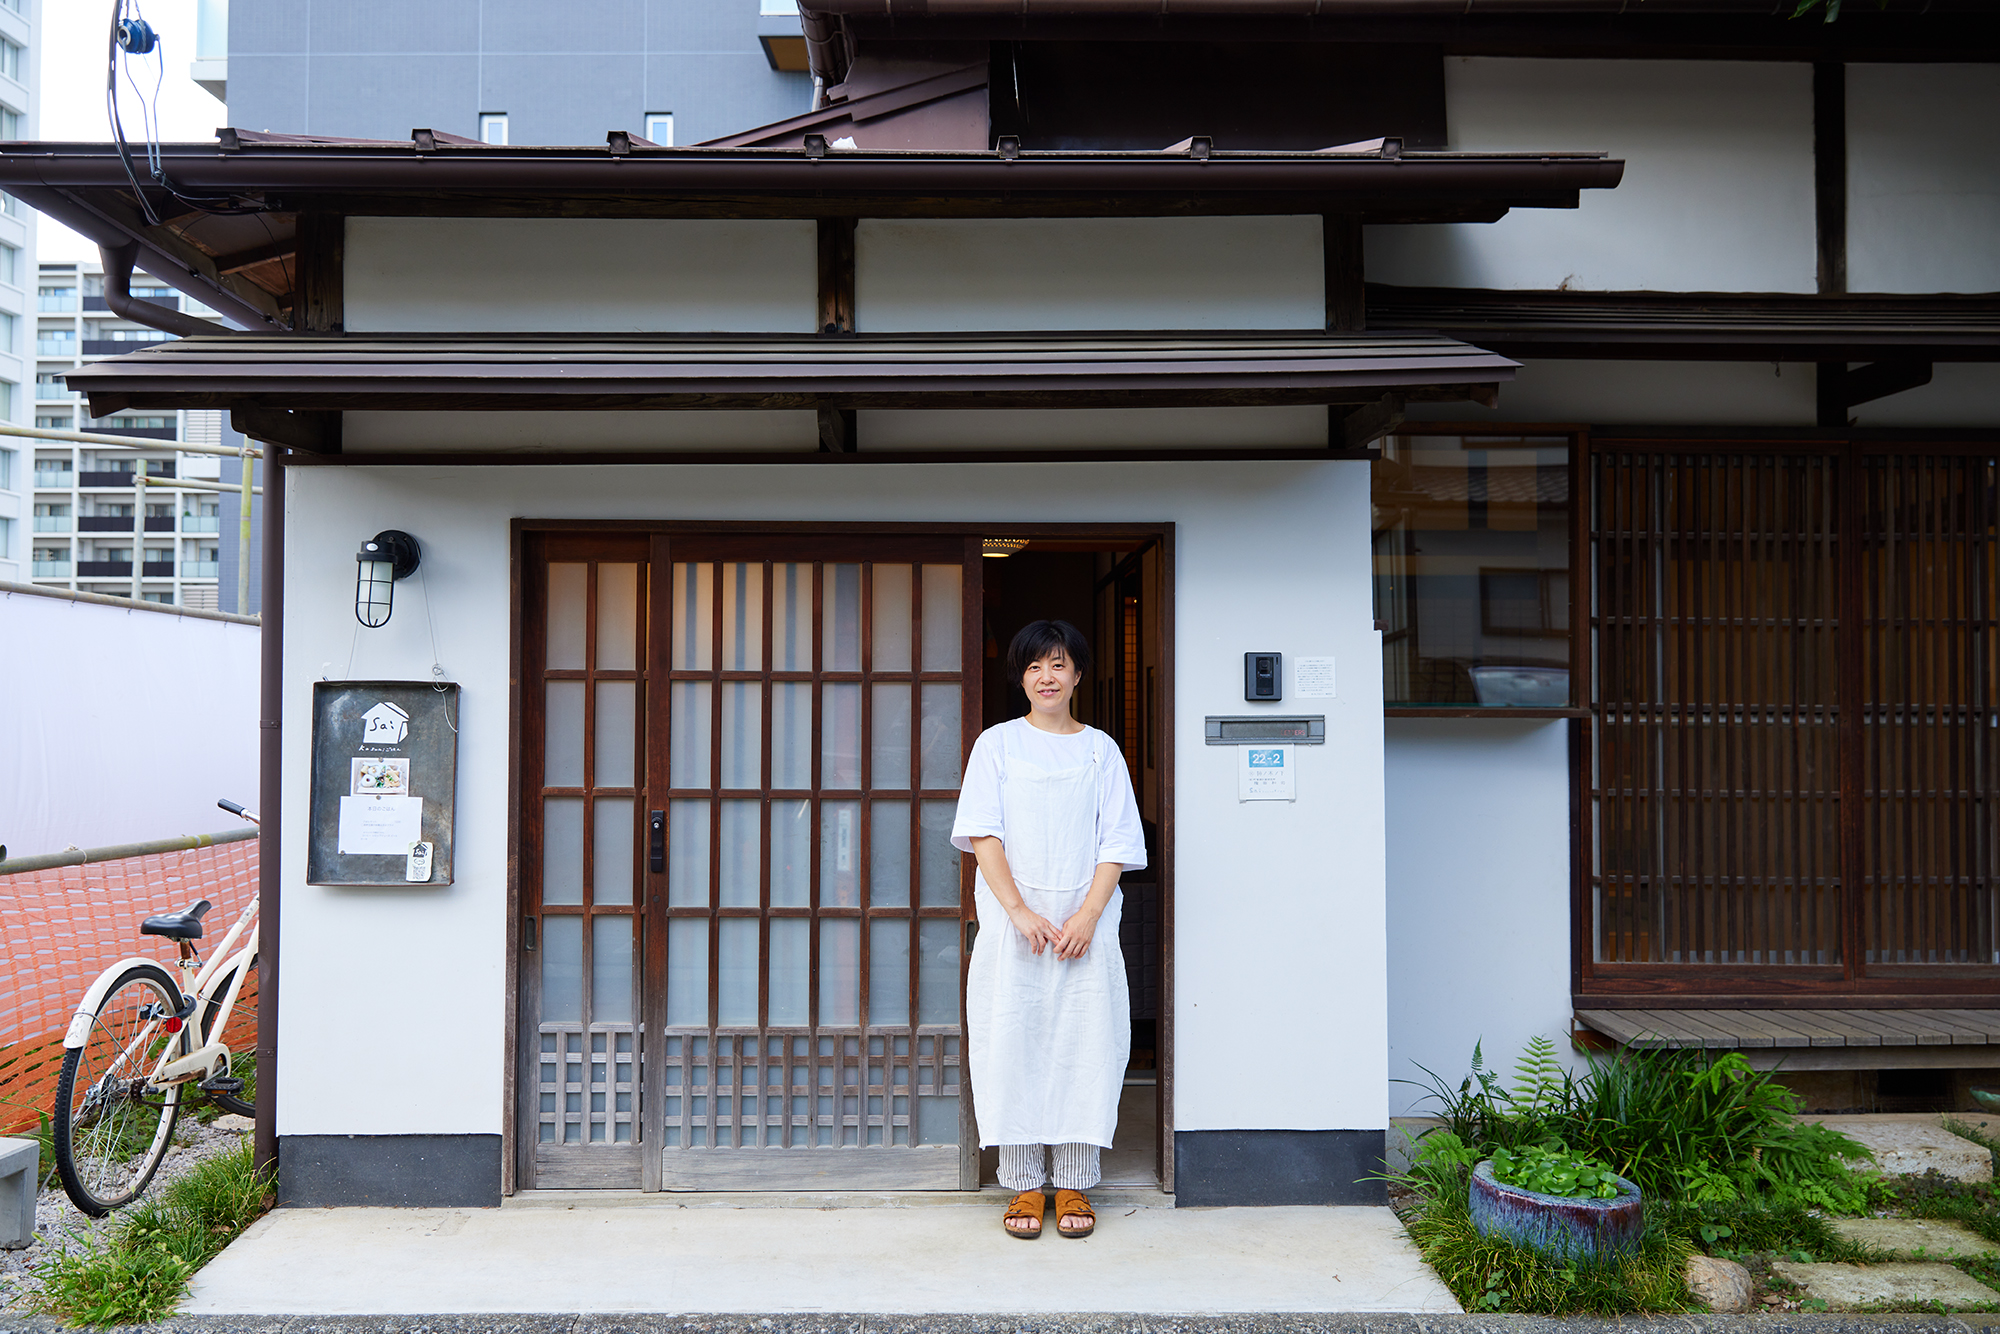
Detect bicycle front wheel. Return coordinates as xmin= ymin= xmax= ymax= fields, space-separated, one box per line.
xmin=197 ymin=960 xmax=258 ymax=1119
xmin=53 ymin=962 xmax=185 ymax=1215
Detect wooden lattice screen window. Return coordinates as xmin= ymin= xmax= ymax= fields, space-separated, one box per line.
xmin=1585 ymin=443 xmax=2000 ymax=998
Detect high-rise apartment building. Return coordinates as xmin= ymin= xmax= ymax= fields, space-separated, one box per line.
xmin=217 ymin=0 xmax=811 ymax=148
xmin=29 ymin=259 xmax=233 ymax=609
xmin=0 ymin=0 xmax=37 ymax=582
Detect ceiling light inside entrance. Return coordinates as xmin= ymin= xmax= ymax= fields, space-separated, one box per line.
xmin=982 ymin=538 xmax=1029 ymax=558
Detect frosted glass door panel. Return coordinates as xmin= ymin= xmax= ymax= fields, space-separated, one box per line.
xmin=721 ymin=563 xmax=763 ymax=670
xmin=719 ymin=800 xmax=761 ymax=909
xmin=871 ymin=565 xmax=913 ymax=670
xmin=819 ymin=918 xmax=860 ymax=1026
xmin=771 ymin=799 xmax=811 ymax=907
xmin=547 ymin=564 xmax=587 ymax=669
xmin=824 ymin=564 xmax=861 ymax=670
xmin=871 ymin=684 xmax=911 ymax=789
xmin=670 ymin=682 xmax=711 ymax=787
xmin=821 ymin=801 xmax=860 ymax=907
xmin=921 ymin=565 xmax=961 ymax=671
xmin=871 ymin=801 xmax=911 ymax=908
xmin=720 ymin=682 xmax=761 ymax=789
xmin=672 ymin=563 xmax=713 ymax=670
xmin=593 ymin=916 xmax=635 ymax=1024
xmin=593 ymin=797 xmax=634 ymax=906
xmin=918 ymin=801 xmax=959 ymax=908
xmin=669 ymin=800 xmax=710 ymax=907
xmin=542 ymin=797 xmax=584 ymax=906
xmin=545 ymin=682 xmax=585 ymax=786
xmin=918 ymin=919 xmax=961 ymax=1025
xmin=870 ymin=920 xmax=911 ymax=1025
xmin=822 ymin=683 xmax=860 ymax=789
xmin=768 ymin=919 xmax=809 ymax=1025
xmin=594 ymin=682 xmax=635 ymax=788
xmin=667 ymin=919 xmax=709 ymax=1026
xmin=920 ymin=684 xmax=962 ymax=789
xmin=774 ymin=564 xmax=811 ymax=671
xmin=718 ymin=919 xmax=759 ymax=1026
xmin=773 ymin=683 xmax=812 ymax=788
xmin=596 ymin=564 xmax=639 ymax=670
xmin=542 ymin=915 xmax=583 ymax=1023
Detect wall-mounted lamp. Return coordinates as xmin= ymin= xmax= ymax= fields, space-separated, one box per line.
xmin=355 ymin=530 xmax=422 ymax=627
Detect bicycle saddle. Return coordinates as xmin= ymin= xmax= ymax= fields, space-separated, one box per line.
xmin=140 ymin=899 xmax=213 ymax=941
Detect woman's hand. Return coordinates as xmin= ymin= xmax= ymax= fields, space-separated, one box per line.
xmin=1054 ymin=907 xmax=1101 ymax=960
xmin=1007 ymin=903 xmax=1062 ymax=955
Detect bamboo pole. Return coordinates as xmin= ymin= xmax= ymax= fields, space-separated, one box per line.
xmin=0 ymin=420 xmax=251 ymax=458
xmin=0 ymin=824 xmax=259 ymax=876
xmin=132 ymin=468 xmax=146 ymax=599
xmin=238 ymin=447 xmax=256 ymax=614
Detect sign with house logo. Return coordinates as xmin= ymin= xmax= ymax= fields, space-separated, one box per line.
xmin=308 ymin=680 xmax=459 ymax=886
xmin=1238 ymin=744 xmax=1296 ymax=802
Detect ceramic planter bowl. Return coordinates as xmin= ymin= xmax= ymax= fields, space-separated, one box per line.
xmin=1469 ymin=1158 xmax=1643 ymax=1262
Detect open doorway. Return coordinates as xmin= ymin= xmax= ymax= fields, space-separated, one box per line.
xmin=977 ymin=538 xmax=1168 ymax=1190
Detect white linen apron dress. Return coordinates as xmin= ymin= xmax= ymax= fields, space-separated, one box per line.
xmin=952 ymin=718 xmax=1146 ymax=1187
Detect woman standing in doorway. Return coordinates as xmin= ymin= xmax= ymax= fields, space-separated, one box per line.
xmin=952 ymin=619 xmax=1146 ymax=1239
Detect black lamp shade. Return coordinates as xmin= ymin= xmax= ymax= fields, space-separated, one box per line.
xmin=354 ymin=529 xmax=421 ymax=627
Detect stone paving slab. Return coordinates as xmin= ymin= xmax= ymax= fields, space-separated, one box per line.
xmin=179 ymin=1205 xmax=1461 ymax=1315
xmin=1833 ymin=1219 xmax=2000 ymax=1260
xmin=1771 ymin=1261 xmax=2000 ymax=1311
xmin=1806 ymin=1119 xmax=1993 ymax=1183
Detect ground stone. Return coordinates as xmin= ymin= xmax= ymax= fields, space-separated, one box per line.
xmin=211 ymin=1114 xmax=255 ymax=1134
xmin=1807 ymin=1115 xmax=1993 ymax=1182
xmin=1686 ymin=1254 xmax=1753 ymax=1312
xmin=1771 ymin=1259 xmax=2000 ymax=1309
xmin=1833 ymin=1216 xmax=2000 ymax=1259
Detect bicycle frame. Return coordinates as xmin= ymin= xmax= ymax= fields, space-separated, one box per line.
xmin=62 ymin=895 xmax=258 ymax=1092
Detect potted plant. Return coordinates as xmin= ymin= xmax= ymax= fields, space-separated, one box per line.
xmin=1469 ymin=1142 xmax=1644 ymax=1262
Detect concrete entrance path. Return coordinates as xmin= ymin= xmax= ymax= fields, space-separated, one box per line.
xmin=182 ymin=1198 xmax=1461 ymax=1316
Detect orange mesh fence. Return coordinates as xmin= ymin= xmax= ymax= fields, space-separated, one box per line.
xmin=0 ymin=837 xmax=258 ymax=1134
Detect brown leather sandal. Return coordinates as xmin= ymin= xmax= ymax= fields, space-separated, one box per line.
xmin=1054 ymin=1188 xmax=1095 ymax=1238
xmin=1002 ymin=1190 xmax=1046 ymax=1239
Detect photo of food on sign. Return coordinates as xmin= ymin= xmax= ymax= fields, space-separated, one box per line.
xmin=351 ymin=757 xmax=412 ymax=796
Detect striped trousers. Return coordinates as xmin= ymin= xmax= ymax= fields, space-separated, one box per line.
xmin=998 ymin=1142 xmax=1102 ymax=1191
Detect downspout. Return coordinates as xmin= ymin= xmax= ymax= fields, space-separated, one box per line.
xmin=99 ymin=242 xmax=232 ymax=338
xmin=253 ymin=440 xmax=282 ymax=1184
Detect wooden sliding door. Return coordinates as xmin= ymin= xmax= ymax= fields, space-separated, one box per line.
xmin=1585 ymin=444 xmax=2000 ymax=998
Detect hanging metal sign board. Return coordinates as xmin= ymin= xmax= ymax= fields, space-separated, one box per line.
xmin=307 ymin=679 xmax=459 ymax=886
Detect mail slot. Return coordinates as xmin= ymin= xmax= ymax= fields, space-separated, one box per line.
xmin=1204 ymin=715 xmax=1326 ymax=745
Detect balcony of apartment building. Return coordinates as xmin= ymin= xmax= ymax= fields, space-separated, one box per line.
xmin=32 ymin=461 xmax=72 ymax=489
xmin=32 ymin=502 xmax=70 ymax=533
xmin=36 ymin=329 xmax=76 ymax=358
xmin=31 ymin=546 xmax=72 ymax=578
xmin=35 ymin=372 xmax=72 ymax=400
xmin=37 ymin=283 xmax=76 ymax=313
xmin=76 ymin=460 xmax=175 ymax=487
xmin=81 ymin=330 xmax=171 ymax=357
xmin=83 ymin=413 xmax=176 ymax=441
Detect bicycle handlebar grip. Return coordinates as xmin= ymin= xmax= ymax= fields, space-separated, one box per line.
xmin=217 ymin=799 xmax=246 ymax=816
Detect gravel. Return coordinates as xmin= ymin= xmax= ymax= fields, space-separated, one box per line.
xmin=0 ymin=1112 xmax=254 ymax=1313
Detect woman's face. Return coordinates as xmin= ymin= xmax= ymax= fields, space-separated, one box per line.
xmin=1021 ymin=649 xmax=1082 ymax=717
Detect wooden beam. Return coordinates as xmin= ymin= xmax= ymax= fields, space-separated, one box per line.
xmin=1331 ymin=394 xmax=1404 ymax=451
xmin=817 ymin=407 xmax=858 ymax=453
xmin=1820 ymin=359 xmax=1934 ymax=424
xmin=231 ymin=408 xmax=342 ymax=453
xmin=817 ymin=216 xmax=857 ymax=336
xmin=212 ymin=239 xmax=297 ymax=277
xmin=1324 ymin=213 xmax=1365 ymax=332
xmin=1814 ymin=62 xmax=1847 ymax=298
xmin=295 ymin=213 xmax=344 ymax=334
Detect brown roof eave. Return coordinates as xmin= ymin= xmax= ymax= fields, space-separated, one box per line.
xmin=0 ymin=143 xmax=1624 ymax=202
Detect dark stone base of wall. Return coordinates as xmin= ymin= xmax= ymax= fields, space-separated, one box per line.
xmin=1174 ymin=1129 xmax=1387 ymax=1206
xmin=278 ymin=1134 xmax=501 ymax=1207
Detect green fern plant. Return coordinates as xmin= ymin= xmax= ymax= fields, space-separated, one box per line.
xmin=1511 ymin=1035 xmax=1571 ymax=1116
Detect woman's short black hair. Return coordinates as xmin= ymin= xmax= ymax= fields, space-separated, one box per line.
xmin=1006 ymin=619 xmax=1092 ymax=681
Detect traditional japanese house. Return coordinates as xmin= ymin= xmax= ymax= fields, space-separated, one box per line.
xmin=5 ymin=0 xmax=1996 ymax=1207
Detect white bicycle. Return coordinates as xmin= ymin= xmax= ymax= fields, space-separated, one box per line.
xmin=52 ymin=799 xmax=261 ymax=1216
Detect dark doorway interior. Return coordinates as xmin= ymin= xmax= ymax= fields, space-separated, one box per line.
xmin=977 ymin=540 xmax=1166 ymax=1187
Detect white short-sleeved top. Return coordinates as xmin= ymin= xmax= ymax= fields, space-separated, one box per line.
xmin=949 ymin=717 xmax=1148 ymax=873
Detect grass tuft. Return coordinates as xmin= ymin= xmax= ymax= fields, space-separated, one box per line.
xmin=27 ymin=1139 xmax=272 ymax=1327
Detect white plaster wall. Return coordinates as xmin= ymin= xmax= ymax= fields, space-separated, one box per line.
xmin=0 ymin=593 xmax=259 ymax=858
xmin=856 ymin=217 xmax=1325 ymax=331
xmin=1367 ymin=60 xmax=1816 ymax=293
xmin=344 ymin=218 xmax=819 ymax=333
xmin=1385 ymin=719 xmax=1579 ymax=1119
xmin=276 ymin=455 xmax=1386 ymax=1138
xmin=1419 ymin=358 xmax=1818 ymax=425
xmin=1848 ymin=66 xmax=2000 ymax=295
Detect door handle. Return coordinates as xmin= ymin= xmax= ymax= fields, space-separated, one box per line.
xmin=964 ymin=919 xmax=978 ymax=955
xmin=523 ymin=916 xmax=537 ymax=952
xmin=649 ymin=810 xmax=666 ymax=873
